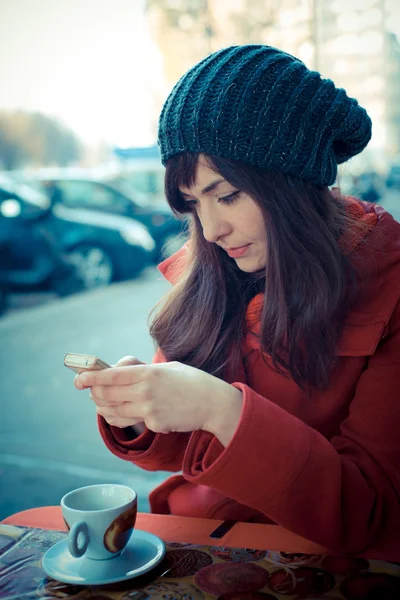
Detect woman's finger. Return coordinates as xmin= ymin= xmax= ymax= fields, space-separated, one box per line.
xmin=90 ymin=388 xmax=115 ymax=407
xmin=101 ymin=416 xmax=139 ymax=428
xmin=74 ymin=358 xmax=145 ymax=390
xmin=90 ymin=384 xmax=142 ymax=407
xmin=96 ymin=402 xmax=145 ymax=421
xmin=115 ymin=356 xmax=145 ymax=367
xmin=90 ymin=384 xmax=119 ymax=406
xmin=75 ymin=365 xmax=147 ymax=389
xmin=96 ymin=405 xmax=144 ymax=428
xmin=88 ymin=388 xmax=113 ymax=407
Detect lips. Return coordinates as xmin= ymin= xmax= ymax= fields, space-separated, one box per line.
xmin=226 ymin=244 xmax=250 ymax=258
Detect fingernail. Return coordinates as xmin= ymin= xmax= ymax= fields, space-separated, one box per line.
xmin=78 ymin=374 xmax=88 ymax=387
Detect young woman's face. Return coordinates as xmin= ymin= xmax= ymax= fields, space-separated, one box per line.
xmin=179 ymin=156 xmax=267 ymax=272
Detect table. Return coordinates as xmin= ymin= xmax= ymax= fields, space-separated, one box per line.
xmin=1 ymin=508 xmax=400 ymax=599
xmin=1 ymin=507 xmax=330 ymax=554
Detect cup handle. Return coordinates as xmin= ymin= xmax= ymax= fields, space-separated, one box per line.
xmin=68 ymin=521 xmax=89 ymax=558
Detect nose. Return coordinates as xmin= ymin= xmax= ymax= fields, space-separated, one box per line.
xmin=200 ymin=205 xmax=232 ymax=244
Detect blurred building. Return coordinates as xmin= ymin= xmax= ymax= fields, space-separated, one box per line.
xmin=316 ymin=0 xmax=400 ymax=162
xmin=146 ymin=0 xmax=314 ymax=86
xmin=146 ymin=0 xmax=400 ymax=163
xmin=386 ymin=33 xmax=400 ymax=156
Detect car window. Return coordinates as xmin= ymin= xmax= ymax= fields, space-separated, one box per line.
xmin=92 ymin=184 xmax=126 ymax=212
xmin=55 ymin=181 xmax=95 ymax=208
xmin=56 ymin=181 xmax=127 ymax=214
xmin=126 ymin=171 xmax=161 ymax=196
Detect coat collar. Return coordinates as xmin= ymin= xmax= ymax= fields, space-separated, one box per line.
xmin=158 ymin=244 xmax=189 ymax=285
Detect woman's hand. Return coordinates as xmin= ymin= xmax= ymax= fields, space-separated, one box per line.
xmin=104 ymin=356 xmax=146 ymax=435
xmin=74 ymin=359 xmax=243 ymax=445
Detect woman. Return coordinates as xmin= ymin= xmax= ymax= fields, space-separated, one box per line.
xmin=74 ymin=45 xmax=400 ymax=559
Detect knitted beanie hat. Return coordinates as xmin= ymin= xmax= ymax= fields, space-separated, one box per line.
xmin=158 ymin=45 xmax=372 ymax=187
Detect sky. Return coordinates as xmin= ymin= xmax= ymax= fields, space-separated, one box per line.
xmin=0 ymin=0 xmax=164 ymax=147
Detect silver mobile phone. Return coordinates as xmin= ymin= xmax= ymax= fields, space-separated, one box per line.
xmin=64 ymin=353 xmax=111 ymax=374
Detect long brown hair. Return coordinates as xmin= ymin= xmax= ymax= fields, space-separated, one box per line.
xmin=149 ymin=153 xmax=359 ymax=390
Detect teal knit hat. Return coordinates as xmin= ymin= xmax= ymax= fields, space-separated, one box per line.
xmin=158 ymin=45 xmax=372 ymax=187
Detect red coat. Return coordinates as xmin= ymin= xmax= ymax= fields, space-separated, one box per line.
xmin=99 ymin=199 xmax=400 ymax=561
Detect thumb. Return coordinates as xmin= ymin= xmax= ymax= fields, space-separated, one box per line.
xmin=114 ymin=355 xmax=145 ymax=367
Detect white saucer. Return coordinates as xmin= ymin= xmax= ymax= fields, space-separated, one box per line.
xmin=42 ymin=529 xmax=166 ymax=585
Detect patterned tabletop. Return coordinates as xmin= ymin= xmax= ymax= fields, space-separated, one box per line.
xmin=0 ymin=523 xmax=399 ymax=599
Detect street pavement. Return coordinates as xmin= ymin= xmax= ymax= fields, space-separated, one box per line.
xmin=0 ymin=267 xmax=173 ymax=520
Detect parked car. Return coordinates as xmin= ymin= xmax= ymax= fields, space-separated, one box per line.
xmin=0 ymin=179 xmax=84 ymax=311
xmin=26 ymin=169 xmax=187 ymax=262
xmin=0 ymin=175 xmax=156 ymax=293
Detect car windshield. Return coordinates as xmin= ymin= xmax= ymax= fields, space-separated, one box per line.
xmin=102 ymin=180 xmax=149 ymax=207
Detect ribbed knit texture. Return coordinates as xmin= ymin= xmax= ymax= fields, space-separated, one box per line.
xmin=158 ymin=45 xmax=372 ymax=186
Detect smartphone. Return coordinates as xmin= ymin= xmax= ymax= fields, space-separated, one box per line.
xmin=64 ymin=353 xmax=111 ymax=374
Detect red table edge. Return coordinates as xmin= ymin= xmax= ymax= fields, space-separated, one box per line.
xmin=2 ymin=506 xmax=331 ymax=555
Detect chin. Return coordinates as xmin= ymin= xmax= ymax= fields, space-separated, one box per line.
xmin=238 ymin=263 xmax=264 ymax=273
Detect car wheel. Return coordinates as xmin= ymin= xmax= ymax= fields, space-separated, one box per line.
xmin=66 ymin=245 xmax=114 ymax=289
xmin=160 ymin=232 xmax=185 ymax=260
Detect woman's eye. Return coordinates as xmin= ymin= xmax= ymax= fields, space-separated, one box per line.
xmin=184 ymin=199 xmax=198 ymax=208
xmin=183 ymin=190 xmax=240 ymax=209
xmin=219 ymin=191 xmax=240 ymax=204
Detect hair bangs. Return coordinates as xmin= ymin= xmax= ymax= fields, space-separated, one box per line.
xmin=165 ymin=152 xmax=201 ymax=215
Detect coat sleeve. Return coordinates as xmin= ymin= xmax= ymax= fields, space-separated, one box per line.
xmin=182 ymin=303 xmax=400 ymax=557
xmin=97 ymin=347 xmax=190 ymax=472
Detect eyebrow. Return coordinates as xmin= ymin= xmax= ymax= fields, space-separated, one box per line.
xmin=180 ymin=178 xmax=226 ymax=198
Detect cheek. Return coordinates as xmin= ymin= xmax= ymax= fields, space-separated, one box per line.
xmin=255 ymin=221 xmax=267 ymax=242
xmin=237 ymin=203 xmax=266 ymax=242
xmin=244 ymin=219 xmax=267 ymax=245
xmin=249 ymin=220 xmax=268 ymax=262
xmin=254 ymin=213 xmax=268 ymax=247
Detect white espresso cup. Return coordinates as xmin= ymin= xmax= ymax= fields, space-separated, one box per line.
xmin=61 ymin=483 xmax=137 ymax=560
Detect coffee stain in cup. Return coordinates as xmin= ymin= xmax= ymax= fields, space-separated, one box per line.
xmin=103 ymin=504 xmax=137 ymax=553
